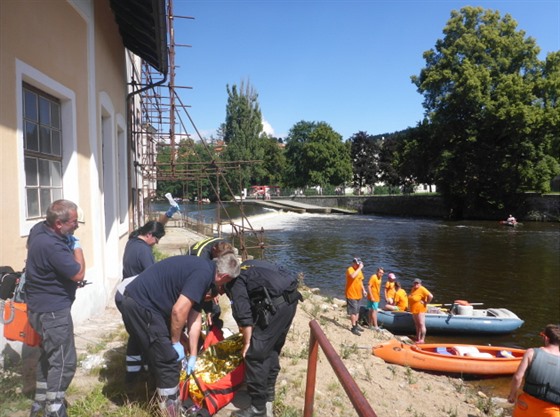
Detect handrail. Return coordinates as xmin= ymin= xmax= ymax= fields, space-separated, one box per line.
xmin=304 ymin=320 xmax=378 ymax=417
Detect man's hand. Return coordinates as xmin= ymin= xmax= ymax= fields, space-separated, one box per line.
xmin=187 ymin=355 xmax=197 ymax=374
xmin=172 ymin=342 xmax=185 ymax=362
xmin=67 ymin=235 xmax=81 ymax=250
xmin=165 ymin=205 xmax=180 ymax=218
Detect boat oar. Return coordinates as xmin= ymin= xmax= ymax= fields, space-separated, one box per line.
xmin=442 ymin=302 xmax=484 ymax=306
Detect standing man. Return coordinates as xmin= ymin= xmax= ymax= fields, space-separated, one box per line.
xmin=346 ymin=258 xmax=366 ymax=336
xmin=366 ymin=267 xmax=384 ymax=330
xmin=119 ymin=253 xmax=240 ymax=417
xmin=226 ymin=260 xmax=302 ymax=417
xmin=26 ymin=199 xmax=86 ymax=417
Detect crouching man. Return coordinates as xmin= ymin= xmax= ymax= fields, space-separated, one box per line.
xmin=119 ymin=253 xmax=240 ymax=417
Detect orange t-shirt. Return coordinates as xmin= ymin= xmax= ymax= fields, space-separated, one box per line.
xmin=368 ymin=273 xmax=382 ymax=302
xmin=408 ymin=286 xmax=431 ymax=314
xmin=346 ymin=266 xmax=364 ymax=300
xmin=394 ymin=289 xmax=408 ymax=311
xmin=385 ymin=281 xmax=395 ymax=300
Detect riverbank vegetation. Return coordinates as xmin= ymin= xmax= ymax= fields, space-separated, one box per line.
xmin=157 ymin=6 xmax=558 ymax=220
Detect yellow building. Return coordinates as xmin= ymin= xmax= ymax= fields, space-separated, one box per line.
xmin=0 ymin=0 xmax=168 ymax=353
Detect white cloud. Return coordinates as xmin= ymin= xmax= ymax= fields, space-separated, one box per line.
xmin=262 ymin=118 xmax=275 ymax=136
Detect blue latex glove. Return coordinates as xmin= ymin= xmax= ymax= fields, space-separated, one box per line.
xmin=165 ymin=205 xmax=180 ymax=218
xmin=172 ymin=342 xmax=185 ymax=362
xmin=67 ymin=235 xmax=81 ymax=250
xmin=187 ymin=355 xmax=197 ymax=375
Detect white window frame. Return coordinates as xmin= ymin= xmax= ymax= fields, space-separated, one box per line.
xmin=16 ymin=60 xmax=79 ymax=236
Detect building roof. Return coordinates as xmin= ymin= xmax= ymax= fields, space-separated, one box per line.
xmin=109 ymin=0 xmax=168 ymax=75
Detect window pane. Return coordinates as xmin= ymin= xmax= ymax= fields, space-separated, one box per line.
xmin=25 ymin=121 xmax=39 ymax=151
xmin=25 ymin=157 xmax=38 ymax=186
xmin=40 ymin=127 xmax=52 ymax=154
xmin=51 ymin=161 xmax=62 ymax=186
xmin=40 ymin=189 xmax=52 ymax=213
xmin=39 ymin=96 xmax=51 ymax=125
xmin=51 ymin=102 xmax=60 ymax=129
xmin=51 ymin=130 xmax=62 ymax=156
xmin=53 ymin=188 xmax=63 ymax=201
xmin=24 ymin=89 xmax=38 ymax=121
xmin=27 ymin=189 xmax=40 ymax=218
xmin=38 ymin=159 xmax=50 ymax=186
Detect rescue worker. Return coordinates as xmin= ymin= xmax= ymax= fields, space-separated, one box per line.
xmin=118 ymin=253 xmax=240 ymax=417
xmin=226 ymin=260 xmax=302 ymax=417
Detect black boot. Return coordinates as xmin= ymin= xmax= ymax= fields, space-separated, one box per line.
xmin=230 ymin=405 xmax=266 ymax=417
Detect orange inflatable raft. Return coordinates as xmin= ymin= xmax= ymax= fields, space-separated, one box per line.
xmin=372 ymin=339 xmax=525 ymax=376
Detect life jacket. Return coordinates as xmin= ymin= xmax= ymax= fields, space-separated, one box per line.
xmin=523 ymin=348 xmax=560 ymax=405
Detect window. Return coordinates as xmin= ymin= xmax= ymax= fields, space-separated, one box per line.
xmin=23 ymin=83 xmax=63 ymax=219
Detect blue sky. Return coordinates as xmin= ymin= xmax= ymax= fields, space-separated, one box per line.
xmin=172 ymin=0 xmax=559 ymax=140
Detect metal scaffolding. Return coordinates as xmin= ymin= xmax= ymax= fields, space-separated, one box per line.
xmin=127 ymin=0 xmax=266 ymax=260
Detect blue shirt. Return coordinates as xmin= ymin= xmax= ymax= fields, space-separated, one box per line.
xmin=122 ymin=237 xmax=155 ymax=278
xmin=26 ymin=222 xmax=81 ymax=313
xmin=125 ymin=255 xmax=216 ymax=320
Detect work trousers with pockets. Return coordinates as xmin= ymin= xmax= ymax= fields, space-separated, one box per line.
xmin=245 ymin=299 xmax=298 ymax=408
xmin=119 ymin=294 xmax=181 ymax=396
xmin=28 ymin=307 xmax=77 ymax=410
xmin=115 ymin=291 xmax=144 ymax=374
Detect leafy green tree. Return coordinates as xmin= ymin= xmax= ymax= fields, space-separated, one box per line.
xmin=349 ymin=131 xmax=381 ymax=194
xmin=260 ymin=134 xmax=286 ymax=186
xmin=284 ymin=121 xmax=352 ymax=189
xmin=412 ymin=6 xmax=559 ymax=217
xmin=221 ymin=81 xmax=265 ymax=192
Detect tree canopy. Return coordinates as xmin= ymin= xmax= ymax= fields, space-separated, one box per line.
xmin=284 ymin=121 xmax=352 ymax=189
xmin=411 ymin=6 xmax=560 ymax=216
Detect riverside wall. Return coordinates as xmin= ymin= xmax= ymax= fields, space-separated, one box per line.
xmin=279 ymin=194 xmax=560 ymax=221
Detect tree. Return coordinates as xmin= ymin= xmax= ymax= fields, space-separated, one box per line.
xmin=221 ymin=80 xmax=265 ymax=191
xmin=349 ymin=131 xmax=381 ymax=194
xmin=284 ymin=121 xmax=352 ymax=189
xmin=412 ymin=6 xmax=560 ymax=217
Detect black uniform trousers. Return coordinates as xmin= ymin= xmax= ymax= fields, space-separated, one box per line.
xmin=119 ymin=294 xmax=181 ymax=393
xmin=245 ymin=298 xmax=298 ymax=408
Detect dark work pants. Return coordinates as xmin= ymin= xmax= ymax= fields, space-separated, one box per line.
xmin=245 ymin=300 xmax=298 ymax=408
xmin=119 ymin=295 xmax=181 ymax=395
xmin=28 ymin=308 xmax=76 ymax=410
xmin=115 ymin=292 xmax=144 ymax=374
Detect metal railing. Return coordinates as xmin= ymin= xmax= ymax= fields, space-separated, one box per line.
xmin=304 ymin=320 xmax=378 ymax=417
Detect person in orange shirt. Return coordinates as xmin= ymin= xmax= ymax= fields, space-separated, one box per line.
xmin=346 ymin=258 xmax=366 ymax=336
xmin=383 ymin=281 xmax=408 ymax=311
xmin=366 ymin=267 xmax=384 ymax=330
xmin=407 ymin=278 xmax=433 ymax=343
xmin=384 ymin=272 xmax=397 ymax=305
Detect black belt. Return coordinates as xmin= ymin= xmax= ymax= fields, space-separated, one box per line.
xmin=271 ymin=290 xmax=301 ymax=307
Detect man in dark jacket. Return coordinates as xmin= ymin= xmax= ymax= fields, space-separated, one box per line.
xmin=226 ymin=260 xmax=301 ymax=417
xmin=119 ymin=253 xmax=240 ymax=417
xmin=26 ymin=199 xmax=86 ymax=417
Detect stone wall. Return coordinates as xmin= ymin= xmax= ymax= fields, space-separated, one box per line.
xmin=282 ymin=194 xmax=560 ymax=221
